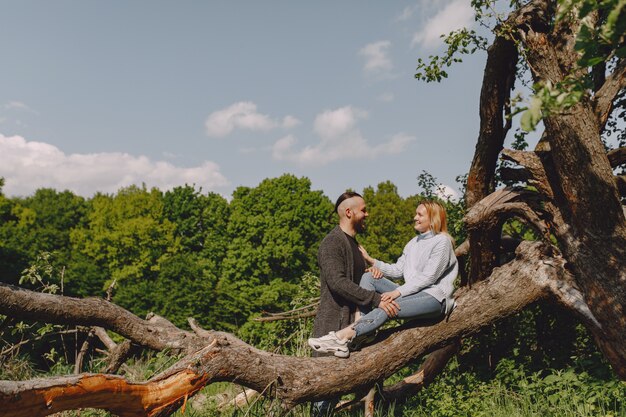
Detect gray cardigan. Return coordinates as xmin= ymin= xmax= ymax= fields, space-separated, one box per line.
xmin=312 ymin=226 xmax=381 ymax=339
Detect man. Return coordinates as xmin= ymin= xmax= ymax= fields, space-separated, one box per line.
xmin=310 ymin=191 xmax=399 ymax=416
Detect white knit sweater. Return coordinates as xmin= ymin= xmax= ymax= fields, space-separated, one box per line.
xmin=374 ymin=231 xmax=458 ymax=314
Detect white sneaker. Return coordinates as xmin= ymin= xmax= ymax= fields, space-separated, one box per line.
xmin=308 ymin=331 xmax=350 ymax=358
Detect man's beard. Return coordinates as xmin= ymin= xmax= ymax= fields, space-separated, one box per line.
xmin=354 ymin=219 xmax=366 ymax=233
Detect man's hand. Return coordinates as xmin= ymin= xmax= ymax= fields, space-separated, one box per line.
xmin=381 ymin=290 xmax=400 ymax=302
xmin=378 ymin=298 xmax=400 ymax=317
xmin=358 ymin=245 xmax=375 ymax=265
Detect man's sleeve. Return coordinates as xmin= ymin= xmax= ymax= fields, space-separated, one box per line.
xmin=319 ymin=242 xmax=381 ymax=308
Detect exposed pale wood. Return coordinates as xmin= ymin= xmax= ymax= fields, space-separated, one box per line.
xmin=216 ymin=388 xmax=260 ymax=411
xmin=0 ymin=371 xmax=210 ymax=417
xmin=363 ymin=384 xmax=377 ymax=417
xmin=94 ymin=327 xmax=117 ymax=351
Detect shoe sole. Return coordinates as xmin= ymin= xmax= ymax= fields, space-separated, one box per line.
xmin=308 ymin=339 xmax=350 ymax=358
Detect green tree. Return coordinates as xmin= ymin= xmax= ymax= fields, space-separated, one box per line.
xmin=359 ymin=181 xmax=421 ymax=262
xmin=0 ymin=194 xmax=32 ymax=285
xmin=70 ymin=185 xmax=180 ymax=311
xmin=214 ymin=174 xmax=333 ymax=330
xmin=159 ymin=186 xmax=230 ymax=328
xmin=0 ymin=188 xmax=87 ymax=288
xmin=162 ymin=185 xmax=230 ymax=266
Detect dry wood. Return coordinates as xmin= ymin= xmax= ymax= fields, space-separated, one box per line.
xmin=74 ymin=328 xmax=95 ymax=374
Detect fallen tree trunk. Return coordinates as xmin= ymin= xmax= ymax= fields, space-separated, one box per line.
xmin=0 ymin=241 xmax=595 ymax=416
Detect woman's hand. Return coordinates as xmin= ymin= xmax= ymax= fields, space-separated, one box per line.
xmin=381 ymin=290 xmax=400 ymax=302
xmin=358 ymin=245 xmax=375 ymax=266
xmin=367 ymin=266 xmax=384 ymax=279
xmin=378 ymin=299 xmax=400 ymax=317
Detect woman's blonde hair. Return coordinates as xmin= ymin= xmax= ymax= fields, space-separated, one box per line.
xmin=420 ymin=200 xmax=449 ymax=235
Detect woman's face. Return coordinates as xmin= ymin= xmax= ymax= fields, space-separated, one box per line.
xmin=414 ymin=204 xmax=431 ymax=234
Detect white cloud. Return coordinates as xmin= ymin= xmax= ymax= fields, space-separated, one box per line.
xmin=0 ymin=133 xmax=229 ymax=197
xmin=396 ymin=4 xmax=418 ymax=21
xmin=359 ymin=41 xmax=393 ymax=74
xmin=205 ymin=101 xmax=299 ymax=137
xmin=435 ymin=184 xmax=460 ymax=201
xmin=412 ymin=0 xmax=475 ymax=49
xmin=272 ymin=106 xmax=415 ymax=166
xmin=314 ymin=106 xmax=368 ymax=139
xmin=4 ymin=101 xmax=29 ymax=110
xmin=282 ymin=115 xmax=301 ymax=129
xmin=383 ymin=133 xmax=416 ymax=153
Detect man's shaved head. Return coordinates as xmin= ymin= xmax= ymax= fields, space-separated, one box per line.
xmin=334 ymin=191 xmax=362 ymax=216
xmin=334 ymin=191 xmax=368 ymax=235
xmin=337 ymin=196 xmax=362 ymax=220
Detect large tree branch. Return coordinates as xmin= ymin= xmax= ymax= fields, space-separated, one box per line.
xmin=501 ymin=149 xmax=554 ymax=198
xmin=502 ymin=146 xmax=626 ymax=198
xmin=465 ymin=34 xmax=517 ymax=283
xmin=464 ymin=188 xmax=550 ymax=240
xmin=0 ymin=241 xmax=586 ymax=416
xmin=594 ymin=59 xmax=626 ymax=131
xmin=0 ymin=284 xmax=204 ymax=353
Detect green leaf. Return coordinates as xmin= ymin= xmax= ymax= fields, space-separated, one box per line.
xmin=520 ymin=97 xmax=543 ymax=132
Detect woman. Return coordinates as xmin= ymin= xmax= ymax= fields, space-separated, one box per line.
xmin=308 ymin=200 xmax=457 ymax=358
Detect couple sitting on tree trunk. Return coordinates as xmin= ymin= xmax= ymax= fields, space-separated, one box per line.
xmin=308 ymin=192 xmax=458 ymax=360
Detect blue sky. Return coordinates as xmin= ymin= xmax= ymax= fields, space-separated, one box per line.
xmin=1 ymin=0 xmax=491 ymax=200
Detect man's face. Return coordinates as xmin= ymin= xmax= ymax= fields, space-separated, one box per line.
xmin=349 ymin=197 xmax=368 ymax=233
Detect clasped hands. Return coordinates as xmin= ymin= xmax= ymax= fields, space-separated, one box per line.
xmin=378 ymin=289 xmax=401 ymax=317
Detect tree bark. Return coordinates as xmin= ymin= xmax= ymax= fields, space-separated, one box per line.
xmin=466 ymin=33 xmax=518 ymax=284
xmin=0 ymin=285 xmax=205 ymax=354
xmin=512 ymin=0 xmax=626 ymax=377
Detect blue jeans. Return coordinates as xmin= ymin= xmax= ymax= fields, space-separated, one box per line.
xmin=353 ymin=272 xmax=444 ymax=337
